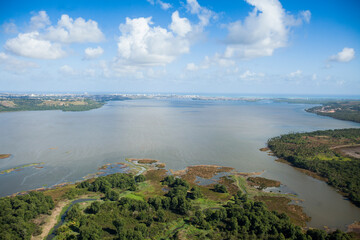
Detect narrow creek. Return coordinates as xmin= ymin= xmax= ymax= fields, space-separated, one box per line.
xmin=46 ymin=198 xmax=97 ymax=240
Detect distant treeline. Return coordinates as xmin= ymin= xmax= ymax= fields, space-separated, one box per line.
xmin=268 ymin=128 xmax=360 ymax=207
xmin=306 ymin=102 xmax=360 ymax=123
xmin=0 ymin=98 xmax=104 ymax=112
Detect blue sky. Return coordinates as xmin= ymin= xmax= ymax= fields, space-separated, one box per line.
xmin=0 ymin=0 xmax=359 ymax=95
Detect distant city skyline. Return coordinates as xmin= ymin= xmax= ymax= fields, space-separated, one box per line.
xmin=0 ymin=0 xmax=359 ymax=94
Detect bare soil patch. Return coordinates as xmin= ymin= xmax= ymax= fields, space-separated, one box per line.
xmin=31 ymin=200 xmax=70 ymax=240
xmin=338 ymin=146 xmax=360 ymax=159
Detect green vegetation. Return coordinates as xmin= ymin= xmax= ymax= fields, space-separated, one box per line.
xmin=306 ymin=101 xmax=360 ymax=123
xmin=213 ymin=184 xmax=228 ymax=193
xmin=268 ymin=128 xmax=360 ymax=207
xmin=55 ymin=173 xmax=352 ymax=239
xmin=0 ymin=170 xmax=355 ymax=239
xmin=0 ymin=192 xmax=54 ymax=239
xmin=0 ymin=98 xmax=104 ymax=112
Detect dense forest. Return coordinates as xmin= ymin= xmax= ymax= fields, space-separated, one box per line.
xmin=306 ymin=101 xmax=360 ymax=123
xmin=268 ymin=128 xmax=360 ymax=207
xmin=0 ymin=192 xmax=54 ymax=239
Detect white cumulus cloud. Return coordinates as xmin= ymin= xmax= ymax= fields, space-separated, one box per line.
xmin=224 ymin=0 xmax=310 ymax=59
xmin=4 ymin=11 xmax=105 ymax=60
xmin=30 ymin=11 xmax=51 ymax=30
xmin=186 ymin=0 xmax=216 ymax=29
xmin=170 ymin=11 xmax=192 ymax=37
xmin=158 ymin=0 xmax=172 ymax=10
xmin=46 ymin=14 xmax=104 ymax=43
xmin=84 ymin=46 xmax=104 ymax=59
xmin=5 ymin=31 xmax=65 ymax=59
xmin=330 ymin=47 xmax=355 ymax=62
xmin=116 ymin=16 xmax=190 ymax=67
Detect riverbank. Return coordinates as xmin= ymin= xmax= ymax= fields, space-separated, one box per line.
xmin=267 ymin=128 xmax=360 ymax=208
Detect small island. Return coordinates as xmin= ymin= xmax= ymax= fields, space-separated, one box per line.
xmin=0 ymin=154 xmax=11 ymax=159
xmin=0 ymin=162 xmax=44 ymax=174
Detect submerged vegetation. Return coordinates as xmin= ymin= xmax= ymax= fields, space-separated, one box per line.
xmin=268 ymin=128 xmax=360 ymax=207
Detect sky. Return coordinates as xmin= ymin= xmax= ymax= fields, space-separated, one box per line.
xmin=0 ymin=0 xmax=359 ymax=95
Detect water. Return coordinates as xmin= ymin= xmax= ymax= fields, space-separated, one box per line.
xmin=1 ymin=99 xmax=360 ymax=229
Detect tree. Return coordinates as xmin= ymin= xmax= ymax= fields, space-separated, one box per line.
xmin=135 ymin=175 xmax=146 ymax=183
xmin=105 ymin=190 xmax=119 ymax=201
xmin=213 ymin=184 xmax=227 ymax=193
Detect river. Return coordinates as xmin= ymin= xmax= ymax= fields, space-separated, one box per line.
xmin=0 ymin=99 xmax=359 ymax=230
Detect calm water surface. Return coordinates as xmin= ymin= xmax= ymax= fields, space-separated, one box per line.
xmin=0 ymin=99 xmax=359 ymax=229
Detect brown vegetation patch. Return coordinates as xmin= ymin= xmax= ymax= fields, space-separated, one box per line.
xmin=43 ymin=184 xmax=74 ymax=203
xmin=275 ymin=159 xmax=328 ymax=182
xmin=247 ymin=177 xmax=281 ymax=188
xmin=144 ymin=169 xmax=168 ymax=182
xmin=219 ymin=176 xmax=239 ymax=195
xmin=0 ymin=154 xmax=11 ymax=159
xmin=348 ymin=222 xmax=360 ymax=233
xmin=143 ymin=169 xmax=168 ymax=197
xmin=255 ymin=196 xmax=310 ymax=227
xmin=171 ymin=165 xmax=234 ymax=184
xmin=259 ymin=147 xmax=270 ymax=152
xmin=128 ymin=158 xmax=159 ymax=164
xmin=156 ymin=163 xmax=166 ymax=168
xmin=235 ymin=171 xmax=264 ymax=177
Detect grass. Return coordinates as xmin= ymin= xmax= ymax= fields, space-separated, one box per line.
xmin=313 ymin=154 xmax=352 ymax=162
xmin=120 ymin=192 xmax=145 ymax=201
xmin=192 ymin=198 xmax=222 ymax=210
